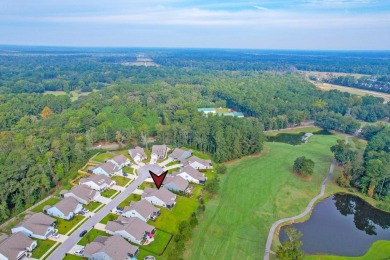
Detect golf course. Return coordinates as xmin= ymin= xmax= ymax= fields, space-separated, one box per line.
xmin=185 ymin=127 xmax=381 ymax=260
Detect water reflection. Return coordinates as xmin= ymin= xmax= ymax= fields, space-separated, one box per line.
xmin=279 ymin=193 xmax=390 ymax=256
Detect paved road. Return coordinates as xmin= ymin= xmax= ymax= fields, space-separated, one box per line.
xmin=47 ymin=172 xmax=149 ymax=260
xmin=263 ymin=136 xmax=349 ymax=260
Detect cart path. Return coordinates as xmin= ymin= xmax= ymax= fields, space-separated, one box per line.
xmin=264 ymin=136 xmax=348 ymax=260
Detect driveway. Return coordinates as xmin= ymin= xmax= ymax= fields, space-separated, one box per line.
xmin=132 ymin=189 xmax=143 ymax=195
xmin=131 ymin=164 xmax=140 ymax=170
xmin=158 ymin=157 xmax=173 ymax=167
xmin=111 ymin=185 xmax=125 ymax=192
xmin=95 ymin=196 xmax=111 ymax=204
xmin=164 ymin=164 xmax=181 ymax=171
xmin=47 ymin=171 xmax=149 ymax=260
xmin=48 ymin=234 xmax=69 ymax=243
xmin=68 ymin=245 xmax=85 ymax=254
xmin=94 ymin=223 xmax=106 ymax=231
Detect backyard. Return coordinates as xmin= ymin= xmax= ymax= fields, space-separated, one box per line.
xmin=31 ymin=197 xmax=61 ymax=213
xmin=140 ymin=229 xmax=172 ymax=255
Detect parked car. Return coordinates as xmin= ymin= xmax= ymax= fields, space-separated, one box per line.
xmin=116 ymin=206 xmax=124 ymax=211
xmin=74 ymin=249 xmax=84 ymax=256
xmin=123 ymin=172 xmax=128 ymax=176
xmin=80 ymin=230 xmax=87 ymax=237
xmin=51 ymin=233 xmax=60 ymax=239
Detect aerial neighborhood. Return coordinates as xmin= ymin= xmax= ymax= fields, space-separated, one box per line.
xmin=0 ymin=145 xmax=212 ymax=260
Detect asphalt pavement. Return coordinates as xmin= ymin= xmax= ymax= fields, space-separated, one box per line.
xmin=47 ymin=171 xmax=148 ymax=260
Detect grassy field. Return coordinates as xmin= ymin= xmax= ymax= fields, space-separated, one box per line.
xmin=78 ymin=229 xmax=109 ymax=246
xmin=30 ymin=197 xmax=61 ymax=213
xmin=140 ymin=182 xmax=156 ymax=190
xmin=140 ymin=229 xmax=172 ymax=255
xmin=313 ymin=82 xmax=390 ymax=103
xmin=56 ymin=215 xmax=85 ymax=234
xmin=31 ymin=239 xmax=56 ymax=258
xmin=100 ymin=213 xmax=119 ymax=224
xmin=112 ymin=176 xmax=131 ymax=187
xmin=306 ymin=240 xmax=390 ymax=260
xmin=185 ymin=131 xmax=351 ymax=260
xmin=43 ymin=90 xmax=96 ymax=102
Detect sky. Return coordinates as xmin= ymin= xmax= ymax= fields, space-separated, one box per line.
xmin=0 ymin=0 xmax=389 ymax=50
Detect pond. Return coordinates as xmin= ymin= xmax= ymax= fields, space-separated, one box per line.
xmin=267 ymin=130 xmax=332 ymax=145
xmin=279 ymin=193 xmax=390 ymax=256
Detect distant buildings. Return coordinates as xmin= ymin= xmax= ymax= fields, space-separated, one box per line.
xmin=198 ymin=107 xmax=244 ymax=118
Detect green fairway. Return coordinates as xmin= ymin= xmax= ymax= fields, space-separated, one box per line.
xmin=306 ymin=240 xmax=390 ymax=260
xmin=31 ymin=197 xmax=60 ymax=213
xmin=186 ymin=133 xmax=350 ymax=260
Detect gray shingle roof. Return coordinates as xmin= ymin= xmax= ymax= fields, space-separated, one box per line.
xmin=15 ymin=213 xmax=55 ymax=236
xmin=164 ymin=175 xmax=189 ymax=191
xmin=129 ymin=146 xmax=146 ymax=160
xmin=98 ymin=161 xmax=120 ymax=175
xmin=0 ymin=232 xmax=35 ymax=259
xmin=80 ymin=174 xmax=113 ymax=187
xmin=106 ymin=217 xmax=154 ymax=241
xmin=181 ymin=156 xmax=212 ymax=167
xmin=48 ymin=197 xmax=80 ymax=215
xmin=84 ymin=235 xmax=138 ymax=258
xmin=152 ymin=145 xmax=167 ymax=158
xmin=63 ymin=185 xmax=97 ymax=203
xmin=170 ymin=148 xmax=192 ymax=160
xmin=178 ymin=165 xmax=206 ymax=181
xmin=123 ymin=200 xmax=159 ymax=219
xmin=141 ymin=187 xmax=176 ymax=205
xmin=110 ymin=155 xmax=129 ymax=165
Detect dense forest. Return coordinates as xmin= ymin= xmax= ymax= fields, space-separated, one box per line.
xmin=0 ymin=48 xmax=389 ymax=223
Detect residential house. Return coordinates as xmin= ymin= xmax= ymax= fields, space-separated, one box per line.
xmin=163 ymin=175 xmax=189 ymax=192
xmin=141 ymin=187 xmax=176 ymax=209
xmin=109 ymin=155 xmax=131 ymax=168
xmin=11 ymin=213 xmax=56 ymax=240
xmin=105 ymin=217 xmax=155 ymax=245
xmin=0 ymin=232 xmax=37 ymax=260
xmin=122 ymin=200 xmax=160 ymax=222
xmin=79 ymin=175 xmax=116 ymax=191
xmin=151 ymin=145 xmax=168 ymax=160
xmin=60 ymin=185 xmax=100 ymax=205
xmin=43 ymin=197 xmax=82 ymax=220
xmin=83 ymin=235 xmax=139 ymax=260
xmin=176 ymin=165 xmax=207 ymax=184
xmin=181 ymin=156 xmax=213 ymax=170
xmin=169 ymin=148 xmax=192 ymax=161
xmin=92 ymin=161 xmax=122 ymax=176
xmin=128 ymin=146 xmax=147 ymax=163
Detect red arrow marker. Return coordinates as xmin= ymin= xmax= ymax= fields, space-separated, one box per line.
xmin=149 ymin=170 xmax=168 ymax=189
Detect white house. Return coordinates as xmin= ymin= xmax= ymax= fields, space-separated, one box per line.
xmin=0 ymin=232 xmax=37 ymax=260
xmin=176 ymin=165 xmax=207 ymax=184
xmin=44 ymin=197 xmax=82 ymax=220
xmin=79 ymin=175 xmax=116 ymax=191
xmin=92 ymin=161 xmax=122 ymax=176
xmin=84 ymin=235 xmax=139 ymax=260
xmin=105 ymin=217 xmax=155 ymax=245
xmin=122 ymin=200 xmax=160 ymax=222
xmin=60 ymin=185 xmax=101 ymax=205
xmin=151 ymin=145 xmax=168 ymax=161
xmin=109 ymin=155 xmax=131 ymax=168
xmin=181 ymin=156 xmax=213 ymax=170
xmin=141 ymin=187 xmax=176 ymax=209
xmin=11 ymin=213 xmax=56 ymax=240
xmin=169 ymin=148 xmax=192 ymax=161
xmin=128 ymin=146 xmax=147 ymax=163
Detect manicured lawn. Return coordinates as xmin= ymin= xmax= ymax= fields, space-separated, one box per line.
xmin=123 ymin=166 xmax=134 ymax=175
xmin=119 ymin=194 xmax=141 ymax=208
xmin=78 ymin=229 xmax=109 ymax=246
xmin=136 ymin=249 xmax=158 ymax=260
xmin=186 ymin=132 xmax=355 ymax=260
xmin=100 ymin=213 xmax=119 ymax=224
xmin=101 ymin=189 xmax=118 ymax=198
xmin=306 ymin=240 xmax=390 ymax=260
xmin=83 ymin=201 xmax=102 ymax=212
xmin=152 ymin=196 xmax=198 ymax=234
xmin=112 ymin=176 xmax=130 ymax=187
xmin=93 ymin=152 xmax=115 ymax=163
xmin=265 ymin=126 xmax=322 ymax=136
xmin=139 ymin=182 xmax=156 ymax=190
xmin=140 ymin=229 xmax=172 ymax=255
xmin=31 ymin=197 xmax=61 ymax=213
xmin=63 ymin=254 xmax=87 ymax=260
xmin=31 ymin=239 xmax=56 ymax=258
xmin=56 ymin=215 xmax=85 ymax=234
xmin=165 ymin=161 xmax=180 ymax=167
xmin=190 ymin=149 xmax=211 ymax=160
